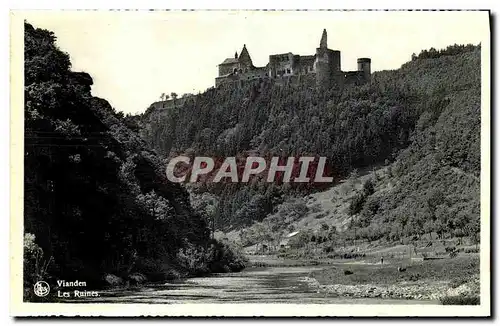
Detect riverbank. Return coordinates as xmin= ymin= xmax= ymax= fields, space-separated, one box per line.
xmin=52 ymin=254 xmax=479 ymax=304
xmin=59 ymin=265 xmax=436 ymax=304
xmin=305 ymin=255 xmax=480 ymax=302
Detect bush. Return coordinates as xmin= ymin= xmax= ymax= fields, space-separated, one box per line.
xmin=349 ymin=192 xmax=367 ymax=215
xmin=449 ymin=277 xmax=469 ymax=289
xmin=134 ymin=257 xmax=183 ymax=282
xmin=314 ymin=212 xmax=328 ymax=219
xmin=176 ymin=239 xmax=249 ymax=276
xmin=445 ymin=246 xmax=457 ymax=253
xmin=348 ymin=178 xmax=378 ymax=216
xmin=362 ymin=178 xmax=375 ymax=196
xmin=23 ymin=233 xmax=53 ymax=301
xmin=324 ymin=246 xmax=334 ymax=253
xmin=207 ymin=239 xmax=248 ymax=273
xmin=177 ymin=244 xmax=210 ymax=275
xmin=408 ymin=273 xmax=422 ymax=282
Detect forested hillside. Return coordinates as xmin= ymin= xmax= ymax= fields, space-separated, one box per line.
xmin=140 ymin=44 xmax=480 ymax=235
xmin=23 ymin=23 xmax=245 ymax=300
xmin=349 ymin=46 xmax=481 ymax=241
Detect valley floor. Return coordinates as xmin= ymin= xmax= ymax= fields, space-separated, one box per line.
xmin=60 ymin=262 xmax=437 ymax=305
xmin=248 ymin=253 xmax=480 ymax=303
xmin=56 ymin=252 xmax=478 ymax=305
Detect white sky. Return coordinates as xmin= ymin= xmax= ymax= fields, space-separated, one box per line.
xmin=20 ymin=10 xmax=489 ymax=114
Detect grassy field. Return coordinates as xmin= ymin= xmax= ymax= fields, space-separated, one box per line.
xmin=244 ymin=248 xmax=480 ymax=303
xmin=247 ymin=254 xmax=324 ymax=267
xmin=309 ymin=255 xmax=480 ymax=303
xmin=311 ymin=255 xmax=479 ymax=285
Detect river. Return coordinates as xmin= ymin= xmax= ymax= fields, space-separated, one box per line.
xmin=71 ymin=265 xmax=437 ymax=304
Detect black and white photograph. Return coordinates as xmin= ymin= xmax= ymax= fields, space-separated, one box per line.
xmin=9 ymin=9 xmax=491 ymax=317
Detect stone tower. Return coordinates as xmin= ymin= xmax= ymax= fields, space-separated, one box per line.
xmin=357 ymin=58 xmax=371 ymax=82
xmin=314 ymin=29 xmax=341 ymax=88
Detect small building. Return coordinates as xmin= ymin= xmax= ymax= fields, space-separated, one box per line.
xmin=279 ymin=231 xmax=301 ymax=249
xmin=279 ymin=238 xmax=291 ymax=249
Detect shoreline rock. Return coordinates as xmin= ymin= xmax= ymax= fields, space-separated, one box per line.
xmin=301 ymin=276 xmax=479 ymax=301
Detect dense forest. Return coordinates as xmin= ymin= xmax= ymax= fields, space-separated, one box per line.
xmin=345 ymin=46 xmax=480 ymax=242
xmin=23 ymin=22 xmax=245 ymax=300
xmin=139 ymin=43 xmax=480 ymax=240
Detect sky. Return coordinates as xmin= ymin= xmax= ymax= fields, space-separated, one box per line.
xmin=20 ymin=10 xmax=489 ymax=114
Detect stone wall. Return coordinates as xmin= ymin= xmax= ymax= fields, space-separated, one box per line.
xmin=151 ymin=97 xmax=189 ymax=110
xmin=219 ymin=63 xmax=239 ymax=76
xmin=296 ymin=56 xmax=316 ymax=75
xmin=216 ymin=66 xmax=269 ymax=87
xmin=268 ymin=53 xmax=296 ymax=78
xmin=344 ymin=71 xmax=366 ymax=86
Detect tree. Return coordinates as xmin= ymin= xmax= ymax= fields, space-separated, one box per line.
xmin=465 ymin=219 xmax=480 ymax=249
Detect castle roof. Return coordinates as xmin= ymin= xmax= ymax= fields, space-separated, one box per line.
xmin=219 ymin=44 xmax=254 ymax=67
xmin=239 ymin=44 xmax=251 ymax=60
xmin=238 ymin=44 xmax=253 ymax=66
xmin=220 ymin=57 xmax=239 ymax=65
xmin=217 ymin=72 xmax=234 ymax=78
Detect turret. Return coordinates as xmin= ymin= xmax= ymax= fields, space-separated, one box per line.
xmin=357 ymin=58 xmax=371 ymax=82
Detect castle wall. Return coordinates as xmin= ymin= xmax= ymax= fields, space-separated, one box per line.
xmin=216 ymin=67 xmax=268 ymax=87
xmin=219 ymin=63 xmax=239 ymax=76
xmin=344 ymin=71 xmax=366 ymax=86
xmin=268 ymin=53 xmax=296 ymax=78
xmin=296 ymin=55 xmax=316 ymax=75
xmin=219 ymin=62 xmax=256 ymax=77
xmin=215 ymin=73 xmax=239 ymax=87
xmin=269 ymin=54 xmax=318 ymax=77
xmin=215 ymin=30 xmax=370 ymax=89
xmin=332 ymin=71 xmax=345 ymax=88
xmin=240 ymin=67 xmax=268 ymax=81
xmin=274 ymin=73 xmax=317 ymax=87
xmin=151 ymin=97 xmax=188 ymax=110
xmin=331 ymin=50 xmax=341 ymax=72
